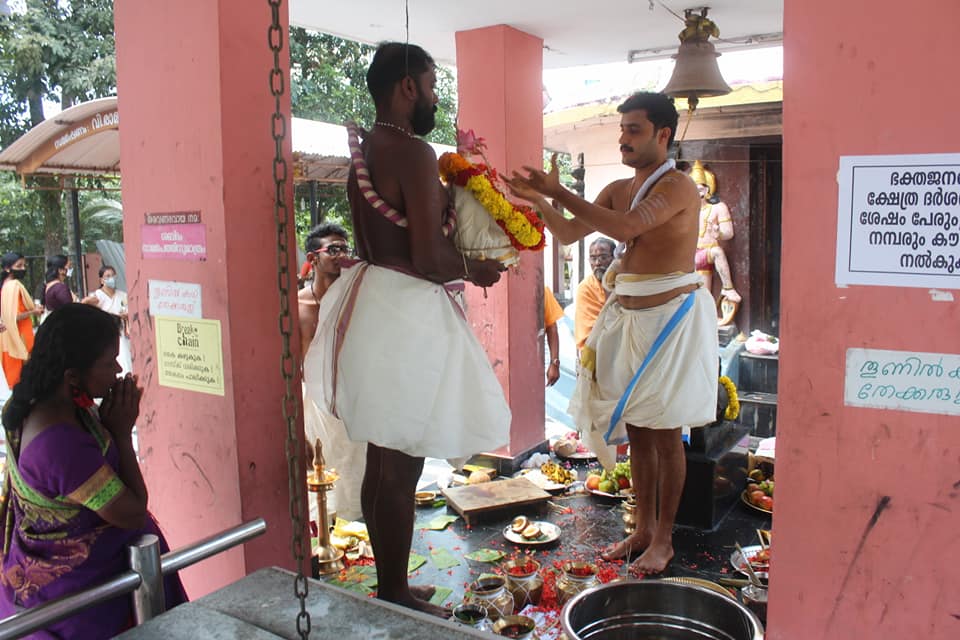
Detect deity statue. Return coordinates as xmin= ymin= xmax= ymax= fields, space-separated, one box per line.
xmin=690 ymin=160 xmax=741 ymax=326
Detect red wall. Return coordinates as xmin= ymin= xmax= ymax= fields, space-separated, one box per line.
xmin=114 ymin=0 xmax=302 ymax=597
xmin=456 ymin=26 xmax=546 ymax=457
xmin=773 ymin=1 xmax=960 ymax=637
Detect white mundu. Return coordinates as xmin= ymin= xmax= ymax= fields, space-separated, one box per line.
xmin=305 ymin=262 xmax=510 ymax=460
xmin=570 ymin=271 xmax=717 ymax=470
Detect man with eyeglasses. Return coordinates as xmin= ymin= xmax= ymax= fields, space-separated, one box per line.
xmin=298 ymin=222 xmax=365 ymax=524
xmin=575 ymin=237 xmax=616 ymax=351
xmin=298 ymin=223 xmax=352 ymax=357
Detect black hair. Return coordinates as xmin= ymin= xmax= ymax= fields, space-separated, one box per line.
xmin=2 ymin=304 xmax=119 ymax=434
xmin=590 ymin=237 xmax=616 ymax=255
xmin=1 ymin=251 xmax=23 ymax=285
xmin=44 ymin=254 xmax=69 ymax=284
xmin=617 ymin=92 xmax=680 ymax=147
xmin=99 ymin=265 xmax=115 ymax=278
xmin=305 ymin=223 xmax=348 ymax=253
xmin=366 ymin=42 xmax=435 ymax=106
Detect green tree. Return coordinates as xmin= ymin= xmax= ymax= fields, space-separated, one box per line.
xmin=0 ymin=0 xmax=117 ymax=255
xmin=289 ymin=28 xmax=459 ymax=246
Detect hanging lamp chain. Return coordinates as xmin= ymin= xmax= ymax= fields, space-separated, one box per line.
xmin=267 ymin=0 xmax=311 ymax=637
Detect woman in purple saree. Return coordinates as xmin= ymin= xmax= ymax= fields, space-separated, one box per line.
xmin=0 ymin=304 xmax=187 ymax=639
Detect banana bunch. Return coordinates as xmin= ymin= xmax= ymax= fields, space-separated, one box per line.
xmin=540 ymin=461 xmax=576 ymax=485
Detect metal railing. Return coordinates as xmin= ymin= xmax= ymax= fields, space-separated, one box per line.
xmin=0 ymin=518 xmax=267 ymax=639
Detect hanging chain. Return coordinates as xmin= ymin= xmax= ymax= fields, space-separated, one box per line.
xmin=267 ymin=1 xmax=311 ymax=637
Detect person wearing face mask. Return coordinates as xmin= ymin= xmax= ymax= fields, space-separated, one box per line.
xmin=1 ymin=252 xmax=42 ymax=388
xmin=82 ymin=265 xmax=132 ymax=374
xmin=38 ymin=254 xmax=76 ymax=319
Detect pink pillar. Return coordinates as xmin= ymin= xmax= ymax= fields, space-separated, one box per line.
xmin=114 ymin=1 xmax=304 ymax=597
xmin=774 ymin=0 xmax=959 ymax=637
xmin=455 ymin=26 xmax=546 ymax=461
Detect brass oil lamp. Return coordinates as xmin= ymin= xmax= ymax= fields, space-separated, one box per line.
xmin=306 ymin=438 xmax=344 ymax=575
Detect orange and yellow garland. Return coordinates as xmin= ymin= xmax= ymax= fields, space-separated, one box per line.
xmin=438 ymin=152 xmax=546 ymax=252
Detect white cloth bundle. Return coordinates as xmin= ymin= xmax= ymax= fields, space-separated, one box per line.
xmin=449 ymin=184 xmax=520 ymax=267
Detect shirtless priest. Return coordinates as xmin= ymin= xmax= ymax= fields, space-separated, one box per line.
xmin=508 ymin=92 xmax=717 ymax=575
xmin=304 ymin=42 xmax=510 ymax=616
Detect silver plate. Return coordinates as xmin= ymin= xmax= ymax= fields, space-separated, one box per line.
xmin=512 ymin=468 xmax=570 ymax=493
xmin=730 ymin=544 xmax=770 ymax=580
xmin=502 ymin=521 xmax=561 ymax=545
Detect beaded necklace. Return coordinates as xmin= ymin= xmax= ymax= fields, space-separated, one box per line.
xmin=374 ymin=121 xmax=415 ymax=137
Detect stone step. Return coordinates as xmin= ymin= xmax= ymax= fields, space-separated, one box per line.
xmin=737 ymin=352 xmax=779 ymax=395
xmin=738 ymin=393 xmax=777 ymax=439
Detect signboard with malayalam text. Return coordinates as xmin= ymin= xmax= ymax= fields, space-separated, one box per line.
xmin=836 ymin=153 xmax=960 ymax=289
xmin=148 ymin=280 xmax=202 ymax=319
xmin=141 ymin=211 xmax=206 ymax=261
xmin=155 ymin=317 xmax=224 ymax=396
xmin=845 ymin=348 xmax=960 ymax=416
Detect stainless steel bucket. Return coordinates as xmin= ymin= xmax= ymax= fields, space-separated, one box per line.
xmin=561 ymin=579 xmax=764 ymax=640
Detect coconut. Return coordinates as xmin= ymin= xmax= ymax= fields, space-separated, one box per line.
xmin=521 ymin=523 xmax=542 ymax=540
xmin=511 ymin=515 xmax=529 ymax=533
xmin=467 ymin=470 xmax=491 ymax=484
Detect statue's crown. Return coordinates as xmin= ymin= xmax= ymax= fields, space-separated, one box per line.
xmin=690 ymin=160 xmax=716 ymax=197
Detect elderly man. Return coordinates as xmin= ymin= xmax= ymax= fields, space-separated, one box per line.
xmin=575 ymin=237 xmax=616 ymax=350
xmin=508 ymin=92 xmax=717 ymax=575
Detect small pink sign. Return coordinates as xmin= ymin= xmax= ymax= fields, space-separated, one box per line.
xmin=141 ymin=223 xmax=207 ymax=261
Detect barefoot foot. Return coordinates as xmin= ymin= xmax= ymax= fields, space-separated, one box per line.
xmin=378 ymin=593 xmax=449 ymax=618
xmin=409 ymin=585 xmax=436 ymax=601
xmin=600 ymin=530 xmax=653 ymax=561
xmin=628 ymin=541 xmax=674 ymax=576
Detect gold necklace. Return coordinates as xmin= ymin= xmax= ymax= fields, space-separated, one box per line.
xmin=374 ymin=121 xmax=415 ymax=138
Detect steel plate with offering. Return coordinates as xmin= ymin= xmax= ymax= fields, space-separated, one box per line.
xmin=513 ymin=461 xmax=577 ymax=494
xmin=588 ymin=487 xmax=635 ymax=501
xmin=502 ymin=520 xmax=561 ymax=546
xmin=730 ymin=544 xmax=770 ymax=581
xmin=512 ymin=469 xmax=565 ymax=493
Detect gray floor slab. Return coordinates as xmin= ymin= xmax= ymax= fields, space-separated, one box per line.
xmin=121 ymin=567 xmax=489 ymax=640
xmin=117 ymin=603 xmax=285 ymax=639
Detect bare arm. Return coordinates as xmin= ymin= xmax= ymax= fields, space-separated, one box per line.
xmin=545 ymin=323 xmax=560 ymax=387
xmin=510 ymin=189 xmax=592 ymax=245
xmin=515 ymin=163 xmax=689 ymax=243
xmin=506 ymin=160 xmax=597 ymax=245
xmin=402 ymin=142 xmax=503 ymax=286
xmin=554 ymin=178 xmax=688 ymax=242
